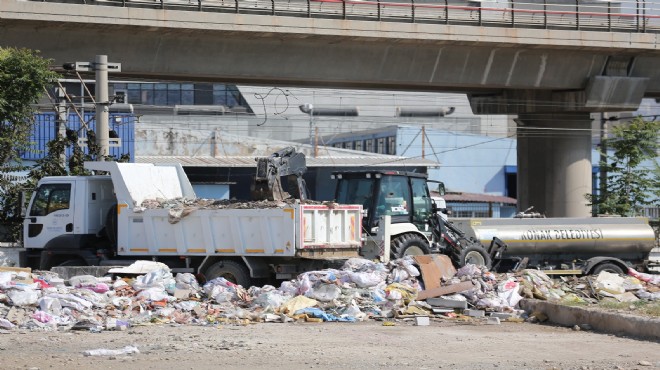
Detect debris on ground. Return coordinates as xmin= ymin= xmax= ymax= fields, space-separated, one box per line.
xmin=0 ymin=257 xmax=658 ymax=331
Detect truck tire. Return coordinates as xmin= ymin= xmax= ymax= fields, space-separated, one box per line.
xmin=58 ymin=258 xmax=87 ymax=267
xmin=205 ymin=260 xmax=251 ymax=288
xmin=390 ymin=233 xmax=430 ymax=260
xmin=457 ymin=243 xmax=492 ymax=269
xmin=591 ymin=262 xmax=625 ymax=275
xmin=105 ymin=204 xmax=118 ymax=245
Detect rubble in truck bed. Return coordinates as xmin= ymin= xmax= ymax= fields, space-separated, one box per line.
xmin=139 ymin=197 xmax=325 ymax=210
xmin=137 ymin=197 xmax=326 ymax=223
xmin=0 ymin=258 xmax=658 ymax=331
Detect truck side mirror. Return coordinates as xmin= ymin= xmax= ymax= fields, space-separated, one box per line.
xmin=437 ymin=183 xmax=446 ymax=196
xmin=19 ymin=191 xmax=27 ymax=218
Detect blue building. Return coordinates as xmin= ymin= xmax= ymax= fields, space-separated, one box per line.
xmin=22 ymin=112 xmax=135 ymax=163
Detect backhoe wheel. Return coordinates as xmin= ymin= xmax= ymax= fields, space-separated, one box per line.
xmin=591 ymin=262 xmax=625 ymax=275
xmin=390 ymin=233 xmax=430 ymax=260
xmin=205 ymin=260 xmax=251 ymax=288
xmin=458 ymin=243 xmax=492 ymax=269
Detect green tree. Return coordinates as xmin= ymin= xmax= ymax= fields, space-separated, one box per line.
xmin=0 ymin=48 xmax=58 ymax=241
xmin=588 ymin=116 xmax=660 ymax=216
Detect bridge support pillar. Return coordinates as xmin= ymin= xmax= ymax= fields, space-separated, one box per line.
xmin=516 ymin=113 xmax=592 ymax=218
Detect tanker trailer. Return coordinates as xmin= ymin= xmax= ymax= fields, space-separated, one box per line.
xmin=450 ymin=217 xmax=656 ymax=275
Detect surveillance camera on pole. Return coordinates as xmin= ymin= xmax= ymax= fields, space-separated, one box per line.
xmin=62 ymin=56 xmax=121 ymax=160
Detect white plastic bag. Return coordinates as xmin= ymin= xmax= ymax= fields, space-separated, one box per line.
xmin=347 ymin=271 xmax=385 ymax=288
xmin=307 ymin=284 xmax=341 ymax=302
xmin=39 ymin=296 xmax=63 ymax=315
xmin=8 ymin=289 xmax=39 ymax=306
xmin=83 ymin=346 xmax=140 ymax=357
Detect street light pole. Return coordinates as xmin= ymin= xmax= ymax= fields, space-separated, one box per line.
xmin=308 ymin=105 xmax=314 ymax=147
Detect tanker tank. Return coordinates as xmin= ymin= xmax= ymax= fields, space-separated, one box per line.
xmin=451 ymin=217 xmax=656 ymax=273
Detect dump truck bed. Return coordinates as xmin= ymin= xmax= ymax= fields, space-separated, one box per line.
xmin=117 ymin=203 xmax=362 ymax=258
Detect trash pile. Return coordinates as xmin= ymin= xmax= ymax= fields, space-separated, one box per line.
xmin=0 ymin=257 xmax=658 ymax=331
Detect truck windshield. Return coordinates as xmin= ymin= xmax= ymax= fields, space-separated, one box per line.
xmin=29 ymin=184 xmax=71 ymax=216
xmin=336 ymin=178 xmax=374 ymax=210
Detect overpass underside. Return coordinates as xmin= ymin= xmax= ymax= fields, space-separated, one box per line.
xmin=2 ymin=0 xmax=660 ymax=216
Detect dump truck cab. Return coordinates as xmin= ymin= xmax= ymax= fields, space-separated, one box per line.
xmin=23 ymin=175 xmax=116 ymax=268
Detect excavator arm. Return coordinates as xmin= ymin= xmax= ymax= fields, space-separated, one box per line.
xmin=252 ymin=147 xmax=309 ymax=201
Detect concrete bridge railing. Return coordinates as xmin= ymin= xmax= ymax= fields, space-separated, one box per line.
xmin=42 ymin=0 xmax=660 ymax=33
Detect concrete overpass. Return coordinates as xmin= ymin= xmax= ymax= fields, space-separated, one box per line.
xmin=2 ymin=0 xmax=660 ymax=217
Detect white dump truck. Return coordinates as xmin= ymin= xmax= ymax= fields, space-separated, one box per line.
xmin=22 ymin=161 xmax=362 ymax=286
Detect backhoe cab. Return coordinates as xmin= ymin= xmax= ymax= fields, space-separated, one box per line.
xmin=333 ymin=170 xmax=492 ymax=268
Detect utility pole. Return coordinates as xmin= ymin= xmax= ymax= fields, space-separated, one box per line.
xmin=63 ymin=55 xmax=121 ymax=160
xmin=55 ymin=86 xmax=68 ymax=169
xmin=421 ymin=125 xmax=426 ymax=159
xmin=308 ymin=106 xmax=314 ymax=147
xmin=599 ymin=112 xmax=609 ymax=214
xmin=314 ymin=126 xmax=319 ymax=158
xmin=95 ymin=55 xmax=110 ymax=159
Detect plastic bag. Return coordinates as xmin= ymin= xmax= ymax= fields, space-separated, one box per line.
xmin=0 ymin=272 xmax=13 ymax=289
xmin=32 ymin=311 xmax=54 ymax=323
xmin=69 ymin=275 xmax=98 ymax=287
xmin=595 ymin=271 xmax=625 ymax=295
xmin=456 ymin=264 xmax=482 ymax=278
xmin=628 ymin=268 xmax=660 ymax=285
xmin=83 ymin=346 xmax=140 ymax=357
xmin=39 ymin=296 xmax=63 ymax=315
xmin=0 ymin=318 xmax=14 ymax=330
xmin=133 ymin=268 xmax=175 ymax=293
xmin=307 ymin=284 xmax=341 ymax=302
xmin=45 ymin=293 xmax=93 ymax=311
xmin=278 ymin=281 xmax=298 ymax=296
xmin=294 ymin=307 xmax=355 ymax=322
xmin=8 ymin=289 xmax=39 ymax=306
xmin=254 ymin=291 xmax=287 ymax=309
xmin=385 ymin=283 xmax=417 ymax=304
xmin=175 ymin=273 xmax=200 ymax=291
xmin=137 ymin=287 xmax=169 ymax=301
xmin=281 ymin=295 xmax=318 ymax=314
xmin=496 ymin=278 xmax=523 ymax=308
xmin=347 ymin=271 xmax=385 ymax=288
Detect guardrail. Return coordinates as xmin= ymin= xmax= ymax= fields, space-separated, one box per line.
xmin=38 ymin=0 xmax=660 ymax=32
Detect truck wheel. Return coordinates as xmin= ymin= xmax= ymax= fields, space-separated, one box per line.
xmin=591 ymin=263 xmax=625 ymax=275
xmin=105 ymin=204 xmax=118 ymax=245
xmin=58 ymin=258 xmax=87 ymax=267
xmin=390 ymin=233 xmax=430 ymax=260
xmin=205 ymin=260 xmax=251 ymax=288
xmin=458 ymin=244 xmax=492 ymax=269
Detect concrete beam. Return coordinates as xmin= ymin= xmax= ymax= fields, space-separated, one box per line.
xmin=1 ymin=1 xmax=660 ymax=96
xmin=470 ymin=75 xmax=650 ymax=114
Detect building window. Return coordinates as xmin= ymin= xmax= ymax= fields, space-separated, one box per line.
xmin=377 ymin=138 xmax=386 ymax=154
xmin=387 ymin=136 xmax=396 ymax=155
xmin=111 ymin=82 xmax=252 ymax=110
xmin=354 ymin=140 xmax=363 ymax=151
xmin=365 ymin=139 xmax=374 ymax=152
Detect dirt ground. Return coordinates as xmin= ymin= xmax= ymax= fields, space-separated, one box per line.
xmin=0 ymin=319 xmax=657 ymax=370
